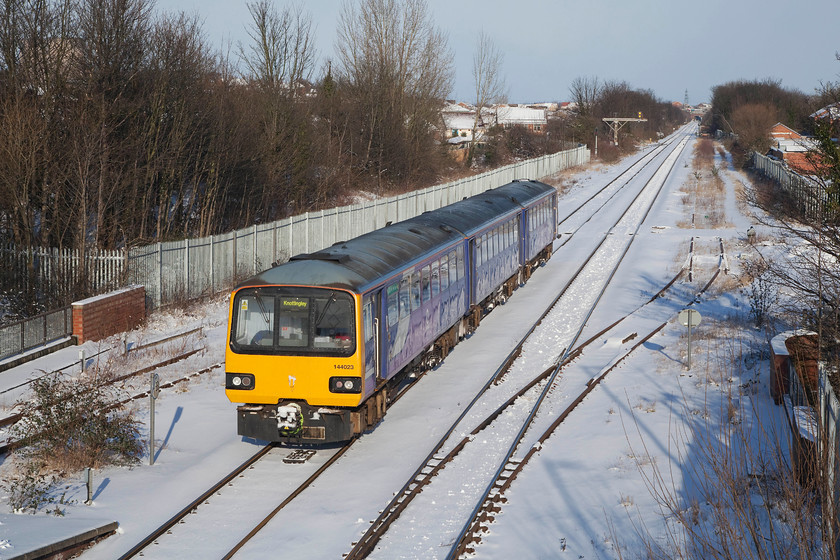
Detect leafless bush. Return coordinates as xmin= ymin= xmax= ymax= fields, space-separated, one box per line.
xmin=3 ymin=367 xmax=144 ymax=513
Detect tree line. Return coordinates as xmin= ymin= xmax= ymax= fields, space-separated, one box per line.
xmin=566 ymin=76 xmax=688 ymax=160
xmin=0 ymin=0 xmax=463 ymax=257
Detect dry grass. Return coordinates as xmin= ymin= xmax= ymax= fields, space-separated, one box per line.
xmin=677 ymin=141 xmax=733 ymax=229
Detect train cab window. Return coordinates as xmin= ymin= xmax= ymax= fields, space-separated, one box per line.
xmin=431 ymin=260 xmax=441 ymax=296
xmin=313 ymin=295 xmax=354 ymax=350
xmin=230 ymin=288 xmax=354 ymax=356
xmin=448 ymin=250 xmax=457 ymax=284
xmin=421 ymin=265 xmax=431 ymax=302
xmin=399 ymin=276 xmax=411 ymax=318
xmin=233 ymin=293 xmax=276 ymax=347
xmin=439 ymin=255 xmax=449 ymax=290
xmin=387 ymin=283 xmax=399 ymax=326
xmin=411 ymin=270 xmax=421 ymax=310
xmin=276 ymin=298 xmax=307 ymax=347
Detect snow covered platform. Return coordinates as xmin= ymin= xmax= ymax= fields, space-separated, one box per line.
xmin=0 ymin=515 xmax=117 ymax=560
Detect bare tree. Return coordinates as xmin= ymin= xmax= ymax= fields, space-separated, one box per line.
xmin=569 ymin=75 xmax=601 ymax=117
xmin=238 ymin=0 xmax=315 ymax=93
xmin=336 ymin=0 xmax=452 ymax=186
xmin=238 ymin=1 xmax=320 ymax=218
xmin=469 ymin=30 xmax=505 ymax=165
xmin=730 ymin=102 xmax=777 ymax=155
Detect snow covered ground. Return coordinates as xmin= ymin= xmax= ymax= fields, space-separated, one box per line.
xmin=0 ymin=125 xmax=798 ymax=559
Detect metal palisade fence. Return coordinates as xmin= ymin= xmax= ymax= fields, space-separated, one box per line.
xmin=818 ymin=372 xmax=840 ymax=558
xmin=130 ymin=145 xmax=589 ymax=309
xmin=0 ymin=244 xmax=127 ymax=303
xmin=752 ymin=152 xmax=826 ymax=219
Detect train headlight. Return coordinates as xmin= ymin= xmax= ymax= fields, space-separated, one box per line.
xmin=330 ymin=376 xmax=362 ymax=394
xmin=226 ymin=373 xmax=255 ymax=390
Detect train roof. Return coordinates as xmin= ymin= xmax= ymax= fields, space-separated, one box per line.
xmin=237 ymin=179 xmax=556 ymax=293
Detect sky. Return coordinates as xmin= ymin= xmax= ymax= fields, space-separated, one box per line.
xmin=157 ymin=0 xmax=840 ymax=105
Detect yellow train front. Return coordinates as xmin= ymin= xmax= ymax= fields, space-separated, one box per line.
xmin=225 ymin=282 xmax=369 ymax=444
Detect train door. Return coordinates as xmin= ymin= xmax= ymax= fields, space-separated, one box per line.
xmin=362 ymin=293 xmax=381 ymax=392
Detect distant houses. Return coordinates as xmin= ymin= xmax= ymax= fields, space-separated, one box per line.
xmin=441 ymin=101 xmax=554 ymax=161
xmin=766 ymin=105 xmax=839 ymax=177
xmin=443 ymin=102 xmax=548 ymax=138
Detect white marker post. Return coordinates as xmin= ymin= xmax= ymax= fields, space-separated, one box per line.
xmin=678 ymin=309 xmax=702 ymax=369
xmin=149 ymin=373 xmax=160 ymax=465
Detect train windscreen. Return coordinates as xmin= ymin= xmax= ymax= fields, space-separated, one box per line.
xmin=230 ymin=287 xmax=355 ymax=356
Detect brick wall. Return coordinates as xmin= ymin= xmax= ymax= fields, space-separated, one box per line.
xmin=72 ymin=285 xmax=146 ymax=344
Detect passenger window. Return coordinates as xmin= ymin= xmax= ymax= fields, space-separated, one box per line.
xmin=387 ymin=283 xmax=399 ymax=326
xmin=431 ymin=261 xmax=440 ymax=296
xmin=421 ymin=266 xmax=431 ymax=302
xmin=411 ymin=270 xmax=421 ymax=310
xmin=449 ymin=250 xmax=458 ymax=284
xmin=399 ymin=276 xmax=411 ymax=318
xmin=476 ymin=236 xmax=483 ymax=267
xmin=440 ymin=255 xmax=449 ymax=290
xmin=457 ymin=246 xmax=465 ymax=279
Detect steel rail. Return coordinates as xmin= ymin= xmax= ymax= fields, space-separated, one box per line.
xmin=0 ymin=355 xmax=220 ymax=454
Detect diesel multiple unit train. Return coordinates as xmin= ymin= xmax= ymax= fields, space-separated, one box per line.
xmin=225 ymin=179 xmax=558 ymax=444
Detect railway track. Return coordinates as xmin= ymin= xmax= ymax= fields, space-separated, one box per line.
xmin=555 ymin=137 xmax=672 ymax=244
xmin=348 ymin=256 xmax=720 ymax=559
xmin=115 ymin=442 xmax=353 ymax=560
xmin=334 ymin=133 xmax=695 ymax=559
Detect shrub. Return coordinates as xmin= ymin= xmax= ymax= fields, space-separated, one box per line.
xmin=3 ymin=369 xmax=144 ymax=513
xmin=11 ymin=370 xmax=144 ymax=470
